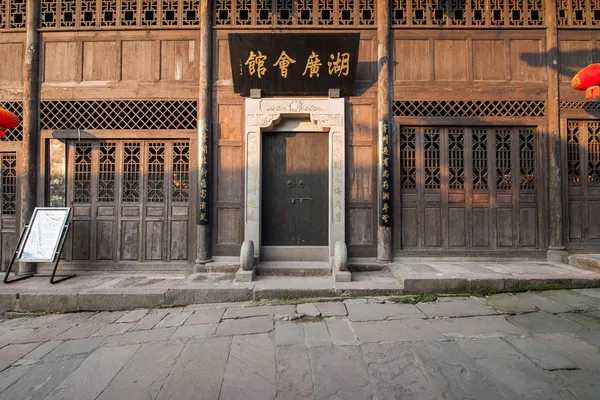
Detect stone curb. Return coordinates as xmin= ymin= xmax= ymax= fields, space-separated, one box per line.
xmin=1 ymin=276 xmax=599 ymax=313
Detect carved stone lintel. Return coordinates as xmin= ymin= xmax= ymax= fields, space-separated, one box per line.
xmin=312 ymin=114 xmax=343 ymax=127
xmin=247 ymin=114 xmax=280 ymax=127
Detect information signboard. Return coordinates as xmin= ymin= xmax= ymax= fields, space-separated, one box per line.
xmin=18 ymin=208 xmax=70 ymax=262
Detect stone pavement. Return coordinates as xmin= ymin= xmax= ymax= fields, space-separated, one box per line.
xmin=2 ymin=260 xmax=600 ymax=313
xmin=0 ymin=288 xmax=600 ymax=399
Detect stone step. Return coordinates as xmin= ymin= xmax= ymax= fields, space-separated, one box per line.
xmin=568 ymin=254 xmax=600 ymax=273
xmin=256 ymin=262 xmax=332 ymax=277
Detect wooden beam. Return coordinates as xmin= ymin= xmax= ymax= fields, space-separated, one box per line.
xmin=377 ymin=0 xmax=393 ymax=262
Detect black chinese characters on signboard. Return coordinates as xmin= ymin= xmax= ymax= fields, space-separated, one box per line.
xmin=229 ymin=33 xmax=360 ymax=96
xmin=379 ymin=121 xmax=392 ymax=227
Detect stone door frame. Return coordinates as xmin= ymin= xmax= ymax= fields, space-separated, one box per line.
xmin=244 ymin=98 xmax=346 ymax=261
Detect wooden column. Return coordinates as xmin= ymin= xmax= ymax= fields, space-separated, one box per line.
xmin=377 ymin=0 xmax=393 ymax=262
xmin=545 ymin=0 xmax=567 ymax=262
xmin=19 ymin=0 xmax=41 ymax=274
xmin=196 ymin=0 xmax=213 ymax=267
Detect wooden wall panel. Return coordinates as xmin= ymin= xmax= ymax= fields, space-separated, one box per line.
xmin=216 ymin=38 xmax=233 ymax=83
xmin=83 ymin=41 xmax=120 ymax=81
xmin=121 ymin=220 xmax=140 ymax=260
xmin=559 ymin=40 xmax=594 ymax=82
xmin=217 ymin=208 xmax=242 ymax=245
xmin=170 ymin=220 xmax=189 ymax=260
xmin=96 ymin=220 xmax=115 ymax=260
xmin=434 ymin=40 xmax=468 ymax=81
xmin=357 ymin=38 xmax=375 ymax=83
xmin=161 ymin=40 xmax=197 ymax=81
xmin=122 ymin=41 xmax=154 ymax=81
xmin=510 ymin=40 xmax=544 ymax=81
xmin=44 ymin=42 xmax=79 ymax=83
xmin=217 ymin=104 xmax=243 ymax=141
xmin=394 ymin=40 xmax=429 ymax=81
xmin=0 ymin=43 xmax=24 ymax=85
xmin=472 ymin=40 xmax=505 ymax=81
xmin=348 ymin=208 xmax=373 ymax=245
xmin=217 ymin=146 xmax=243 ymax=202
xmin=349 ymin=104 xmax=374 ymax=141
xmin=348 ymin=146 xmax=373 ymax=202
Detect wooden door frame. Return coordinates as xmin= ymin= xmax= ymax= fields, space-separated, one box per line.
xmin=244 ymin=98 xmax=346 ymax=262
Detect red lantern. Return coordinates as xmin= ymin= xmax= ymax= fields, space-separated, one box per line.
xmin=0 ymin=107 xmax=20 ymax=139
xmin=572 ymin=64 xmax=600 ymax=91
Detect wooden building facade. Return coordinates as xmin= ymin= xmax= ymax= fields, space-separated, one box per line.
xmin=0 ymin=0 xmax=598 ymax=272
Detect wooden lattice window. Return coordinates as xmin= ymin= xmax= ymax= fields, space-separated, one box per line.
xmin=561 ymin=102 xmax=600 ymax=110
xmin=122 ymin=142 xmax=141 ymax=203
xmin=1 ymin=154 xmax=16 ymax=215
xmin=147 ymin=142 xmax=166 ymax=203
xmin=558 ymin=0 xmax=600 ymax=26
xmin=74 ymin=143 xmax=93 ymax=203
xmin=519 ymin=129 xmax=535 ymax=189
xmin=38 ymin=0 xmax=200 ymax=29
xmin=393 ymin=0 xmax=544 ymax=26
xmin=567 ymin=121 xmax=581 ymax=183
xmin=448 ymin=129 xmax=465 ymax=189
xmin=99 ymin=142 xmax=117 ymax=202
xmin=173 ymin=142 xmax=190 ymax=202
xmin=588 ymin=122 xmax=600 ymax=183
xmin=393 ymin=100 xmax=546 ymax=117
xmin=496 ymin=129 xmax=512 ymax=190
xmin=214 ymin=0 xmax=375 ymax=26
xmin=399 ymin=128 xmax=416 ymax=189
xmin=0 ymin=0 xmax=26 ymax=30
xmin=40 ymin=100 xmax=197 ymax=130
xmin=424 ymin=129 xmax=441 ymax=189
xmin=0 ymin=102 xmax=22 ymax=141
xmin=472 ymin=129 xmax=488 ymax=190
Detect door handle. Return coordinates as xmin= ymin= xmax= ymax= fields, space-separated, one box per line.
xmin=291 ymin=197 xmax=312 ymax=203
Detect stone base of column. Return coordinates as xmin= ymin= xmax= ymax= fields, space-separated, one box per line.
xmin=547 ymin=246 xmax=568 ymax=263
xmin=377 ymin=226 xmax=393 ymax=262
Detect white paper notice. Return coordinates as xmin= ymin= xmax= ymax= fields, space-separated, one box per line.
xmin=20 ymin=209 xmax=69 ymax=262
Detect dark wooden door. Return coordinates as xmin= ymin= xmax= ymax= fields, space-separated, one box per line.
xmin=262 ymin=132 xmax=328 ymax=246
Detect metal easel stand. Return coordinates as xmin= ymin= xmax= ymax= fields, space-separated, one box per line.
xmin=3 ymin=223 xmax=75 ymax=284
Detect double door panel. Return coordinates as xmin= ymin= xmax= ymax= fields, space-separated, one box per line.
xmin=67 ymin=140 xmax=192 ymax=263
xmin=262 ymin=132 xmax=328 ymax=246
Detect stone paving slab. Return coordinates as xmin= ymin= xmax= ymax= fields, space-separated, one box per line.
xmin=507 ymin=311 xmax=586 ymax=334
xmin=507 ymin=336 xmax=578 ymax=371
xmin=156 ymin=337 xmax=231 ymax=400
xmin=45 ymin=344 xmax=140 ymax=400
xmin=222 ymin=305 xmax=296 ymax=319
xmin=219 ymin=334 xmax=276 ymax=400
xmin=183 ymin=308 xmax=225 ymax=325
xmin=309 ymin=345 xmax=375 ymax=400
xmin=487 ymin=293 xmax=538 ymax=314
xmin=45 ymin=337 xmax=106 ymax=359
xmin=353 ymin=319 xmax=442 ymax=343
xmin=275 ymin=344 xmax=313 ymax=399
xmin=430 ymin=315 xmax=524 ymax=338
xmin=456 ymin=338 xmax=570 ymax=399
xmin=215 ymin=316 xmax=274 ymax=336
xmin=416 ymin=298 xmax=498 ymax=318
xmin=97 ymin=339 xmax=186 ymax=400
xmin=346 ymin=303 xmax=424 ymax=322
xmin=514 ymin=292 xmax=577 ymax=314
xmin=409 ymin=341 xmax=506 ymax=400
